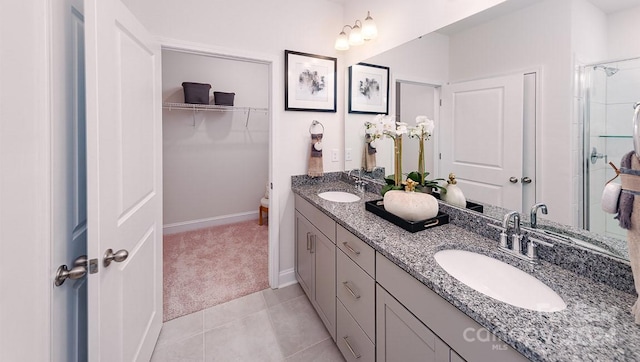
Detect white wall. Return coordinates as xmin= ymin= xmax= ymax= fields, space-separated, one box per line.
xmin=608 ymin=5 xmax=640 ymax=60
xmin=161 ymin=50 xmax=269 ymax=228
xmin=0 ymin=0 xmax=52 ymax=360
xmin=342 ymin=0 xmax=510 ymax=66
xmin=122 ymin=0 xmax=516 ymax=285
xmin=448 ymin=0 xmax=575 ymax=224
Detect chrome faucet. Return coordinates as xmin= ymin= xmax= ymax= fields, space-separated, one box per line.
xmin=502 ymin=211 xmax=523 ymax=254
xmin=530 ymin=203 xmax=548 ymax=229
xmin=489 ymin=210 xmax=553 ymax=264
xmin=348 ymin=168 xmax=367 ymax=193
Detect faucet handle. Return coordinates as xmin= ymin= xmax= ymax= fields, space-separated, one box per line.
xmin=487 ymin=223 xmax=509 ymax=249
xmin=526 ymin=236 xmax=554 ymax=261
xmin=528 ymin=237 xmax=554 ymax=248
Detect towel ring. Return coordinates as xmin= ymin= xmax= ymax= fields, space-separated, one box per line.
xmin=309 ymin=120 xmax=324 ymax=134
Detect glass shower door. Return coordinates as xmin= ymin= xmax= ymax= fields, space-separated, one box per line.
xmin=584 ymin=57 xmax=640 ymax=239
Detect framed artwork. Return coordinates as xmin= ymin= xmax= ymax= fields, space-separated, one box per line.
xmin=348 ymin=63 xmax=390 ymax=114
xmin=285 ymin=50 xmax=337 ymax=112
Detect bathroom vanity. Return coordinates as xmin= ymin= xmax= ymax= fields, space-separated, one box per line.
xmin=292 ymin=174 xmax=640 ymax=362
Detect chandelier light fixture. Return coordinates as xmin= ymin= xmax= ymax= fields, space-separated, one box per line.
xmin=335 ymin=11 xmax=378 ymax=51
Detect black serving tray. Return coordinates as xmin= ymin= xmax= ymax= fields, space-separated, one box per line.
xmin=365 ymin=199 xmax=449 ymax=233
xmin=432 ymin=192 xmax=484 ymax=213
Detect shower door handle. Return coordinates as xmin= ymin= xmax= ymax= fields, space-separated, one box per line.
xmin=590 ymin=147 xmax=606 ymax=164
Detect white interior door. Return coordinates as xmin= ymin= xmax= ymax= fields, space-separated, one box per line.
xmin=85 ymin=0 xmax=163 ymax=360
xmin=440 ymin=74 xmax=524 ymax=211
xmin=397 ymin=81 xmax=439 ymax=177
xmin=51 ymin=0 xmax=88 ymax=360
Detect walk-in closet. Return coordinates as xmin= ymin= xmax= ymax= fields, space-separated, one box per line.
xmin=161 ymin=49 xmax=271 ymax=321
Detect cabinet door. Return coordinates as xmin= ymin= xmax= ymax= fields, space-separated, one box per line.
xmin=377 ymin=285 xmax=450 ymax=362
xmin=313 ymin=230 xmax=336 ymax=340
xmin=295 ymin=211 xmax=313 ymax=299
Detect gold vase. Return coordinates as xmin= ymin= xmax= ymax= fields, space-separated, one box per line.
xmin=394 ymin=136 xmax=403 ymax=186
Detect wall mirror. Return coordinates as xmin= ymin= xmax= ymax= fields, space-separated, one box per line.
xmin=344 ymin=0 xmax=640 ymax=262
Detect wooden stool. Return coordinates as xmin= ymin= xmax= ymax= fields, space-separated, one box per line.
xmin=259 ymin=197 xmax=269 ymax=225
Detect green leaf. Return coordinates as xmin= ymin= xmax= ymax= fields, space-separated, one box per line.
xmin=384 ymin=175 xmax=396 ymax=185
xmin=406 ymin=171 xmax=420 ymax=183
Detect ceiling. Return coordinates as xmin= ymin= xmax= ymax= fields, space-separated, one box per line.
xmin=588 ymin=0 xmax=640 ymax=13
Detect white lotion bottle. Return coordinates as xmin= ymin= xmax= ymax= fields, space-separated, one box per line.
xmin=442 ymin=173 xmax=467 ymax=208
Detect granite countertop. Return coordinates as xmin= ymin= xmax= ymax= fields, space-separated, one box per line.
xmin=291 ymin=178 xmax=640 ymax=362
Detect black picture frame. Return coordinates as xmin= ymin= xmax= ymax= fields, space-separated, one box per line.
xmin=284 ymin=50 xmax=337 ymax=112
xmin=348 ymin=63 xmax=390 ymax=114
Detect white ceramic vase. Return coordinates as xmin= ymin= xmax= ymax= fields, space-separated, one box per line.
xmin=383 ymin=190 xmax=439 ymax=221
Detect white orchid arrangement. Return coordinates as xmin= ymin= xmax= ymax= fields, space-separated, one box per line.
xmin=364 ymin=114 xmax=407 ymax=141
xmin=408 ymin=116 xmax=435 ymax=140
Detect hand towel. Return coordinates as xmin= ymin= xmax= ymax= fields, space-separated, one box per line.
xmin=308 ymin=133 xmax=324 ymax=177
xmin=362 ymin=134 xmax=377 ymax=172
xmin=618 ymin=150 xmax=640 ymax=324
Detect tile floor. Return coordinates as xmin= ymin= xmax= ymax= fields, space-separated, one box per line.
xmin=151 ymin=283 xmax=345 ymax=361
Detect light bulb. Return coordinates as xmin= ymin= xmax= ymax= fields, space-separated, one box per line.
xmin=362 ymin=11 xmax=378 ymax=40
xmin=335 ymin=31 xmax=349 ymax=50
xmin=348 ymin=24 xmax=364 ymax=46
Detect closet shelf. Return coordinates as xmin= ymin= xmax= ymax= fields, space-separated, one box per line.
xmin=162 ymin=102 xmax=268 ymax=113
xmin=162 ymin=102 xmax=269 ymax=127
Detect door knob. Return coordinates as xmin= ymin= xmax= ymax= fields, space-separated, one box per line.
xmin=509 ymin=177 xmax=518 ymax=183
xmin=55 ymin=255 xmax=88 ymax=286
xmin=521 ymin=177 xmax=532 ymax=184
xmin=103 ymin=248 xmax=129 ymax=267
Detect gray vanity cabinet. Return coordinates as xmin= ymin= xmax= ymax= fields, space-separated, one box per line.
xmin=377 ymin=285 xmax=451 ymax=362
xmin=336 ymin=225 xmax=376 ymax=361
xmin=294 ymin=196 xmax=336 ymax=341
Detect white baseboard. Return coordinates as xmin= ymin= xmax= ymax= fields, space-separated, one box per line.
xmin=277 ymin=268 xmax=297 ymax=288
xmin=163 ymin=211 xmax=259 ymax=235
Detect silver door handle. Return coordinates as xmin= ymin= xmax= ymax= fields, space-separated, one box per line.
xmin=521 ymin=177 xmax=532 ymax=184
xmin=306 ymin=232 xmax=312 ymax=251
xmin=55 ymin=255 xmax=88 ymax=286
xmin=103 ymin=248 xmax=129 ymax=267
xmin=509 ymin=177 xmax=518 ymax=183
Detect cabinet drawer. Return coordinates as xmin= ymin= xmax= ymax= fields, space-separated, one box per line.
xmin=295 ymin=195 xmax=336 ymax=243
xmin=337 ymin=300 xmax=375 ymax=362
xmin=337 ymin=249 xmax=375 ymax=342
xmin=336 ymin=224 xmax=374 ymax=277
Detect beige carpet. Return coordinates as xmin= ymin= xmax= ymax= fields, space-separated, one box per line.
xmin=163 ymin=220 xmax=269 ymax=321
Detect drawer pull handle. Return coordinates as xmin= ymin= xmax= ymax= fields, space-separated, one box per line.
xmin=343 ymin=242 xmax=361 ymax=255
xmin=310 ymin=234 xmax=316 ymax=254
xmin=306 ymin=232 xmax=312 ymax=251
xmin=342 ymin=281 xmax=361 ymax=299
xmin=342 ymin=336 xmax=361 ymax=359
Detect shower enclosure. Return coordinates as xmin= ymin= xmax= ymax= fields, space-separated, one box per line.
xmin=583 ymin=57 xmax=640 ymax=240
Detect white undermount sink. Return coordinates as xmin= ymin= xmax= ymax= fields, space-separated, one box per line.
xmin=317 ymin=191 xmax=361 ymax=203
xmin=434 ymin=249 xmax=566 ymax=312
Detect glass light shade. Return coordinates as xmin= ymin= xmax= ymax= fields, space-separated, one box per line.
xmin=348 ymin=25 xmax=364 ymax=46
xmin=362 ymin=12 xmax=378 ymax=40
xmin=335 ymin=31 xmax=349 ymax=50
